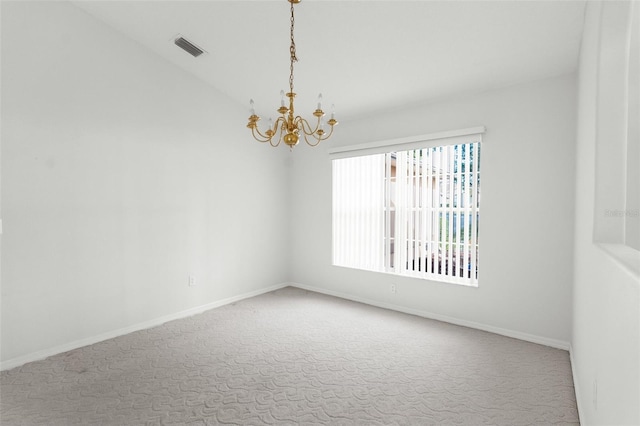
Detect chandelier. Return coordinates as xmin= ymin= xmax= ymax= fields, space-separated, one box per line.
xmin=246 ymin=0 xmax=337 ymax=149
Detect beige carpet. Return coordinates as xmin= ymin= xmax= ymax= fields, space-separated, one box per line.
xmin=1 ymin=287 xmax=579 ymax=425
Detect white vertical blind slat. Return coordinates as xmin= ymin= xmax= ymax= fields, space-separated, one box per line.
xmin=472 ymin=143 xmax=481 ymax=283
xmin=456 ymin=146 xmax=462 ymax=277
xmin=385 ymin=153 xmax=392 ymax=272
xmin=420 ymin=149 xmax=428 ymax=277
xmin=413 ymin=149 xmax=422 ymax=273
xmin=445 ymin=147 xmax=453 ymax=276
xmin=363 ymin=159 xmax=370 ymax=267
xmin=471 ymin=142 xmax=479 ymax=283
xmin=407 ymin=150 xmax=413 ymax=273
xmin=463 ymin=144 xmax=470 ymax=279
xmin=425 ymin=148 xmax=433 ymax=274
xmin=331 ymin=161 xmax=341 ymax=264
xmin=412 ymin=150 xmax=417 ymax=273
xmin=397 ymin=151 xmax=407 ymax=273
xmin=434 ymin=147 xmax=442 ymax=276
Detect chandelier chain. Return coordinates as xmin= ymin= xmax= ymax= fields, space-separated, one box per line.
xmin=289 ymin=0 xmax=297 ymax=94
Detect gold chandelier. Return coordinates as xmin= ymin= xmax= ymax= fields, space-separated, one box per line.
xmin=246 ymin=0 xmax=337 ymax=149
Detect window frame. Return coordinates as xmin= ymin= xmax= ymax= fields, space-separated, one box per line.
xmin=330 ymin=127 xmax=485 ymax=287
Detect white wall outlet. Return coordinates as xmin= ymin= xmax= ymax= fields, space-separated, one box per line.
xmin=390 ymin=284 xmax=397 ymax=294
xmin=188 ymin=275 xmax=196 ymax=286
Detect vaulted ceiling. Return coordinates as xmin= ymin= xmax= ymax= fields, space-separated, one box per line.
xmin=73 ymin=1 xmax=586 ymax=121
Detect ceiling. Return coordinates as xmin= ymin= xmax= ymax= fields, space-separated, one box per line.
xmin=72 ymin=0 xmax=586 ymax=122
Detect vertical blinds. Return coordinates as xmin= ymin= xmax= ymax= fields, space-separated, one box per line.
xmin=332 ymin=129 xmax=482 ymax=286
xmin=332 ymin=155 xmax=386 ymax=272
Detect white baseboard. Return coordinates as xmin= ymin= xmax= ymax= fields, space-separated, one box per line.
xmin=2 ymin=281 xmax=570 ymax=371
xmin=287 ymin=282 xmax=570 ymax=351
xmin=569 ymin=344 xmax=585 ymax=425
xmin=0 ymin=282 xmax=289 ymax=372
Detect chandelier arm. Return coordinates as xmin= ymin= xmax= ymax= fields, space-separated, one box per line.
xmin=269 ymin=126 xmax=285 ymax=147
xmin=271 ymin=117 xmax=288 ymax=147
xmin=294 ymin=115 xmax=328 ymax=146
xmin=301 ymin=132 xmax=322 ymax=147
xmin=304 ymin=125 xmax=332 ymax=146
xmin=269 ymin=136 xmax=281 ymax=147
xmin=273 ymin=116 xmax=285 ymax=133
xmin=316 ymin=123 xmax=336 ymax=141
xmin=309 ymin=115 xmax=337 ymax=144
xmin=295 ymin=116 xmax=320 ymax=136
xmin=250 ymin=126 xmax=274 ymax=143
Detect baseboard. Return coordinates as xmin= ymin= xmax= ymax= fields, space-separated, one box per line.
xmin=0 ymin=282 xmax=289 ymax=372
xmin=288 ymin=282 xmax=570 ymax=351
xmin=569 ymin=344 xmax=585 ymax=425
xmin=2 ymin=281 xmax=570 ymax=371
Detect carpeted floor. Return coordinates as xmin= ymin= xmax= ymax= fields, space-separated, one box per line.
xmin=1 ymin=287 xmax=579 ymax=425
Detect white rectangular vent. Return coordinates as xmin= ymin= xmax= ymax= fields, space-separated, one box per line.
xmin=174 ymin=36 xmax=204 ymax=57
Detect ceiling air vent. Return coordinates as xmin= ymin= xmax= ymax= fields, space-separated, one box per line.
xmin=174 ymin=36 xmax=205 ymax=57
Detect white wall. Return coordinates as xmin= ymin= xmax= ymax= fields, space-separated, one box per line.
xmin=3 ymin=3 xmax=637 ymax=422
xmin=0 ymin=1 xmax=290 ymax=365
xmin=290 ymin=74 xmax=577 ymax=347
xmin=572 ymin=2 xmax=640 ymax=424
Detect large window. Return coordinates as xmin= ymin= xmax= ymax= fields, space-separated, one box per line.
xmin=332 ymin=130 xmax=482 ymax=286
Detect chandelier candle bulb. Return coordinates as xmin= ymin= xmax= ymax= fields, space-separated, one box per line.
xmin=317 ymin=93 xmax=323 ymax=110
xmin=280 ymin=90 xmax=285 ymax=107
xmin=249 ymin=99 xmax=256 ymax=116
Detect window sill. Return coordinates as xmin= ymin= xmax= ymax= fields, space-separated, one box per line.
xmin=596 ymin=243 xmax=640 ymax=279
xmin=332 ymin=264 xmax=479 ymax=288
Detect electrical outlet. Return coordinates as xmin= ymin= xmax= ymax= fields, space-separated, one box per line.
xmin=189 ymin=275 xmax=196 ymax=286
xmin=390 ymin=284 xmax=397 ymax=294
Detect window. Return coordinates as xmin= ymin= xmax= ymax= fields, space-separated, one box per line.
xmin=593 ymin=1 xmax=640 ymax=274
xmin=332 ymin=129 xmax=483 ymax=286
